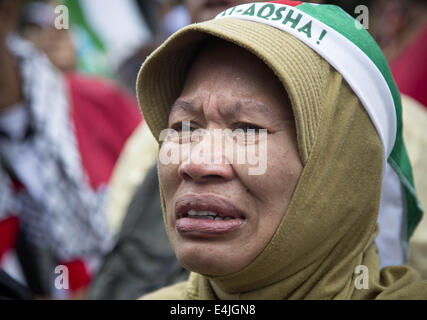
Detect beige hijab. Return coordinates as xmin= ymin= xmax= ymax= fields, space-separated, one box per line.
xmin=137 ymin=19 xmax=427 ymax=299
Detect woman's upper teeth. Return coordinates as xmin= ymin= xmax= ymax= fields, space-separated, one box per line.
xmin=187 ymin=210 xmax=233 ymax=220
xmin=188 ymin=210 xmax=216 ymax=216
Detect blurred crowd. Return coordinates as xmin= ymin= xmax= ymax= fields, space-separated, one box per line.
xmin=0 ymin=0 xmax=426 ymax=300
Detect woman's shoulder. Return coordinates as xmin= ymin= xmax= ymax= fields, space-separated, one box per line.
xmin=139 ymin=281 xmax=188 ymax=300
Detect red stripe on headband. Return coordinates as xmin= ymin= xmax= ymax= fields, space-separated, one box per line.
xmin=269 ymin=0 xmax=303 ymax=6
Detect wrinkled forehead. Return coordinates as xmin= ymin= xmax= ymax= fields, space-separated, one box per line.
xmin=174 ymin=39 xmax=293 ymax=116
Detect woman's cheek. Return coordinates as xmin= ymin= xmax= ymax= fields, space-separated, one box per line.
xmin=158 ymin=152 xmax=180 ymax=201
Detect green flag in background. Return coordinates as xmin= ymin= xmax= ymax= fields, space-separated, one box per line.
xmin=64 ymin=0 xmax=113 ymax=78
xmin=64 ymin=0 xmax=151 ymax=79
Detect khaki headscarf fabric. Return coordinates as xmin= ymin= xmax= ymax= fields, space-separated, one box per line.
xmin=136 ymin=18 xmax=427 ymax=299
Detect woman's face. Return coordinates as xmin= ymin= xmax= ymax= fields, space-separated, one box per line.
xmin=158 ymin=41 xmax=303 ymax=276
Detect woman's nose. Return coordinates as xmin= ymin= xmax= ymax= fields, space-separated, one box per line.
xmin=177 ymin=133 xmax=235 ymax=183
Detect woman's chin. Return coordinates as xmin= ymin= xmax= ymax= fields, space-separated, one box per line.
xmin=174 ymin=243 xmax=247 ymax=276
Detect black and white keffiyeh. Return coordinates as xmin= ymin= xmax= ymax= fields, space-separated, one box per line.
xmin=0 ymin=35 xmax=113 ymax=262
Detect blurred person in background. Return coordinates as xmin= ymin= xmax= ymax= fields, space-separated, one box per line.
xmin=19 ymin=1 xmax=77 ymax=72
xmin=117 ymin=0 xmax=190 ymax=94
xmin=0 ymin=0 xmax=141 ymax=299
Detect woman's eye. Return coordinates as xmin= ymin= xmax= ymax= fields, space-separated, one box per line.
xmin=170 ymin=121 xmax=197 ymax=132
xmin=228 ymin=123 xmax=268 ymax=146
xmin=235 ymin=122 xmax=263 ymax=132
xmin=168 ymin=121 xmax=202 ymax=144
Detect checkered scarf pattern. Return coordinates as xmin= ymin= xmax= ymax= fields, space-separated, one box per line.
xmin=0 ymin=36 xmax=113 ymax=261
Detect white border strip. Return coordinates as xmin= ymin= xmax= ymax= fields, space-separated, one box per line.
xmin=215 ymin=3 xmax=397 ymax=162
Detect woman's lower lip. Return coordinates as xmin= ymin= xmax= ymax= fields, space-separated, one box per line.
xmin=176 ymin=217 xmax=244 ymax=234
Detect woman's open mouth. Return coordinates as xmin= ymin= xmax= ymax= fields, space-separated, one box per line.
xmin=175 ymin=194 xmax=247 ymax=235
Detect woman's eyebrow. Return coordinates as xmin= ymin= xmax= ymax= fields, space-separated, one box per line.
xmin=169 ymin=99 xmax=275 ymax=119
xmin=169 ymin=100 xmax=198 ymax=114
xmin=221 ymin=101 xmax=272 ymax=118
